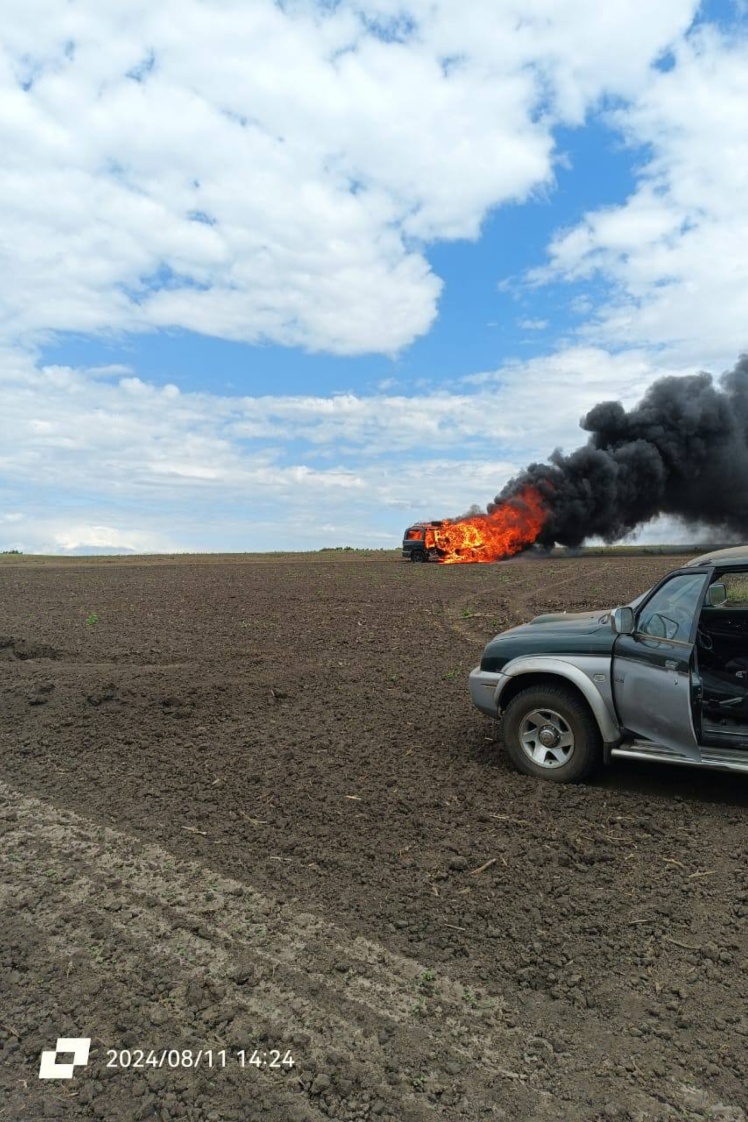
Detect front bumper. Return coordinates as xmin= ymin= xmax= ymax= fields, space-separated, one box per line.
xmin=468 ymin=666 xmax=506 ymax=717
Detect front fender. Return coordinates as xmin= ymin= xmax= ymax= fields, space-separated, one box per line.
xmin=498 ymin=655 xmax=621 ymax=746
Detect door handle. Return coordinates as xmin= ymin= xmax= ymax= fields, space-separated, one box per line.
xmin=665 ymin=659 xmax=678 ymax=671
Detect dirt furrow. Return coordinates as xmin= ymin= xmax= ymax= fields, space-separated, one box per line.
xmin=2 ymin=552 xmax=746 ymax=1122
xmin=0 ymin=782 xmax=546 ymax=1121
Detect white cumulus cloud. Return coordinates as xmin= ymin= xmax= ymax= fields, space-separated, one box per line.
xmin=0 ymin=0 xmax=697 ymax=357
xmin=536 ymin=25 xmax=748 ymax=369
xmin=0 ymin=345 xmax=699 ymax=553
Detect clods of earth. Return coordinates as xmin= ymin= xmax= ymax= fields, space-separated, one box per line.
xmin=0 ymin=551 xmax=746 ymax=1122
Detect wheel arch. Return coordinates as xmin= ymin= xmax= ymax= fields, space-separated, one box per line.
xmin=497 ymin=660 xmax=620 ymax=746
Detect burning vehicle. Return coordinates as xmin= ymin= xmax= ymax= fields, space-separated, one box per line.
xmin=404 ymin=356 xmax=748 ymax=565
xmin=402 ymin=486 xmax=547 ymax=565
xmin=402 ymin=522 xmax=444 ymax=563
xmin=469 ymin=546 xmax=748 ymax=783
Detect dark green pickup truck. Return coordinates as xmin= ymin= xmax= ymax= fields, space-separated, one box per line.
xmin=469 ymin=546 xmax=748 ymax=782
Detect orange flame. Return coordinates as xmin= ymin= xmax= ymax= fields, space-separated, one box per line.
xmin=425 ymin=485 xmax=548 ymax=564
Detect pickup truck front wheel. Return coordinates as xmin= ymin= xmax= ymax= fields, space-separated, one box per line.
xmin=502 ymin=685 xmax=602 ymax=783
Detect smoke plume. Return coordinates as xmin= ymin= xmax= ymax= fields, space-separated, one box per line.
xmin=494 ymin=355 xmax=748 ymax=548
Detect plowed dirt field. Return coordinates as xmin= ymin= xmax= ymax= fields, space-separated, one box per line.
xmin=0 ymin=551 xmax=746 ymax=1122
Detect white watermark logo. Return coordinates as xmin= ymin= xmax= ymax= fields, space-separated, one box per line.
xmin=39 ymin=1037 xmax=91 ymax=1080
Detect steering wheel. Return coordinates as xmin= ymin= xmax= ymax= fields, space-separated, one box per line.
xmin=672 ymin=606 xmax=695 ymax=637
xmin=696 ymin=626 xmax=713 ymax=651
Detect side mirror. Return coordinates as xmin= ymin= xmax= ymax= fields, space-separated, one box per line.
xmin=611 ymin=606 xmax=635 ymax=635
xmin=706 ymin=583 xmax=727 ymax=607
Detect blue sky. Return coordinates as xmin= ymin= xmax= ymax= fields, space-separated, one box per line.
xmin=1 ymin=0 xmax=747 ymax=553
xmin=40 ymin=118 xmax=638 ymax=396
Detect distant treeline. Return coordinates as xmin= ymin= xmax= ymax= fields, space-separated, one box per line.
xmin=551 ymin=543 xmax=734 ymax=557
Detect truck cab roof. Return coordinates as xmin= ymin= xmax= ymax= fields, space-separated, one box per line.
xmin=685 ymin=545 xmax=748 ymax=568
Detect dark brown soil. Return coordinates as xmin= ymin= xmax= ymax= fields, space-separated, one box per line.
xmin=1 ymin=552 xmax=746 ymax=1122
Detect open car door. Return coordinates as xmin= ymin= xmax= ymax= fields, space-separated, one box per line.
xmin=612 ymin=571 xmax=709 ymax=759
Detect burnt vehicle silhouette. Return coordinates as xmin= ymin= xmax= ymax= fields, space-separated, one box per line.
xmin=402 ymin=522 xmax=444 ymax=563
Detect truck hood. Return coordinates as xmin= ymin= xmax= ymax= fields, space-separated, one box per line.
xmin=527 ymin=609 xmax=609 ymax=625
xmin=480 ymin=609 xmax=615 ymax=673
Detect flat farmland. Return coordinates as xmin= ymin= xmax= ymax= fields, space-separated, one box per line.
xmin=0 ymin=552 xmax=746 ymax=1122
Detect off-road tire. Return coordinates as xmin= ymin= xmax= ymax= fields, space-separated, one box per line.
xmin=502 ymin=684 xmax=602 ymax=783
xmin=410 ymin=551 xmax=428 ymax=563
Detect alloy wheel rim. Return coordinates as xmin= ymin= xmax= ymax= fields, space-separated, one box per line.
xmin=518 ymin=707 xmax=575 ymax=769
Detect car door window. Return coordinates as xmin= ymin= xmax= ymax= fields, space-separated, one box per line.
xmin=637 ymin=574 xmax=708 ymax=643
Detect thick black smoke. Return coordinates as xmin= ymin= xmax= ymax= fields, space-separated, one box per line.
xmin=493 ymin=355 xmax=748 ymax=548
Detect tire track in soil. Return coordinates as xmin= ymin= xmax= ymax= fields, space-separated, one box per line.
xmin=0 ymin=781 xmax=552 ymax=1122
xmin=443 ymin=564 xmax=609 ymax=648
xmin=3 ymin=786 xmax=740 ymax=1122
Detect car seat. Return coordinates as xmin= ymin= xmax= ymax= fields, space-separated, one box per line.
xmin=701 ymin=657 xmax=748 ymax=724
